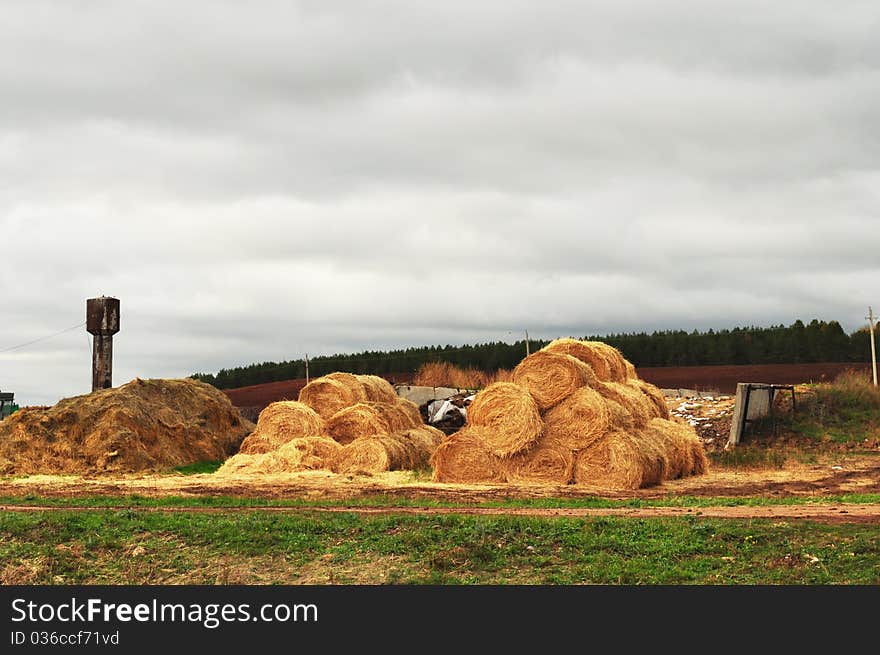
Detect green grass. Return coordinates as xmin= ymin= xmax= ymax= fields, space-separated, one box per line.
xmin=172 ymin=460 xmax=224 ymax=475
xmin=1 ymin=509 xmax=877 ymax=584
xmin=2 ymin=492 xmax=879 ymax=510
xmin=782 ymin=373 xmax=880 ymax=444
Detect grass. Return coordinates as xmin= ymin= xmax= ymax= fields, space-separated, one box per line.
xmin=710 ymin=446 xmax=787 ymax=469
xmin=2 ymin=492 xmax=879 ymax=510
xmin=1 ymin=509 xmax=877 ymax=584
xmin=781 ymin=371 xmax=880 ymax=444
xmin=172 ymin=460 xmax=224 ymax=475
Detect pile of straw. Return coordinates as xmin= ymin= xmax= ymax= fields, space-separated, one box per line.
xmin=430 ymin=338 xmax=708 ymax=489
xmin=0 ymin=378 xmax=252 ymax=475
xmin=216 ymin=371 xmax=439 ymax=476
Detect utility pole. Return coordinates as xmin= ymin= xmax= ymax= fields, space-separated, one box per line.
xmin=868 ymin=307 xmax=878 ymax=387
xmin=525 ymin=330 xmax=530 ymax=356
xmin=305 ymin=353 xmax=310 ymax=385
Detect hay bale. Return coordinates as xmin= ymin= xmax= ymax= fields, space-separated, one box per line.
xmin=430 ymin=427 xmax=506 ymax=483
xmin=541 ymin=338 xmax=610 ymax=381
xmin=357 ymin=375 xmax=397 ymax=403
xmin=690 ymin=438 xmax=709 ymax=475
xmin=238 ymin=401 xmax=325 ymax=454
xmin=542 ymin=386 xmax=610 ymax=451
xmin=512 ymin=351 xmax=597 ymax=411
xmin=331 ymin=426 xmax=443 ymax=474
xmin=465 ymin=382 xmax=543 ymax=457
xmin=633 ymin=380 xmax=671 ymax=420
xmin=573 ymin=431 xmax=653 ymax=490
xmin=603 ymin=398 xmax=635 ymax=431
xmin=323 ymin=372 xmax=369 ymax=402
xmin=624 ymin=360 xmax=638 ymax=380
xmin=639 ymin=419 xmax=688 ymax=479
xmin=503 ymin=436 xmax=575 ymax=485
xmin=255 ymin=436 xmax=342 ymax=473
xmin=634 ymin=428 xmax=670 ymax=485
xmin=595 ymin=382 xmax=653 ymax=427
xmin=0 ymin=378 xmax=252 ymax=475
xmin=299 ymin=377 xmax=360 ymax=420
xmin=394 ymin=398 xmax=424 ymax=427
xmin=326 ymin=403 xmax=390 ymax=445
xmin=591 ymin=342 xmax=628 ymax=383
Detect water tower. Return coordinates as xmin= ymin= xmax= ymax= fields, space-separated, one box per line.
xmin=87 ymin=297 xmax=120 ymax=392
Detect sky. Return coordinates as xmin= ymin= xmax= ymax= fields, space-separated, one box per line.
xmin=1 ymin=1 xmax=879 ymax=406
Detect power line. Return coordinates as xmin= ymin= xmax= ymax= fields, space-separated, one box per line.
xmin=0 ymin=322 xmax=87 ymax=354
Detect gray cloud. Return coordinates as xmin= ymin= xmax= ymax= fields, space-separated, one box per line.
xmin=1 ymin=0 xmax=879 ymax=405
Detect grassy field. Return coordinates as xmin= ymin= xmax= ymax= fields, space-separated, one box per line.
xmin=1 ymin=507 xmax=878 ymax=585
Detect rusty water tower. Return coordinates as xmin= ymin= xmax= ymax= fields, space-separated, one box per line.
xmin=86 ymin=296 xmax=120 ymax=392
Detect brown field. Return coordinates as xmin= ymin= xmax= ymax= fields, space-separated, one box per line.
xmin=637 ymin=362 xmax=872 ymax=394
xmin=221 ymin=363 xmax=872 ymax=412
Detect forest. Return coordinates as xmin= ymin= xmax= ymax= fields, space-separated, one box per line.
xmin=192 ymin=319 xmax=875 ymax=389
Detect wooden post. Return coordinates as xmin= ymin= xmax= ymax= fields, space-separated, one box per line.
xmin=868 ymin=307 xmax=878 ymax=387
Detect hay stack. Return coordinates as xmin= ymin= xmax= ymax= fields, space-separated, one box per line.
xmin=331 ymin=426 xmax=443 ymax=474
xmin=632 ymin=380 xmax=670 ymax=420
xmin=624 ymin=360 xmax=638 ymax=380
xmin=0 ymin=378 xmax=251 ymax=475
xmin=238 ymin=401 xmax=325 ymax=454
xmin=541 ymin=338 xmax=610 ymax=380
xmin=430 ymin=427 xmax=506 ymax=483
xmin=596 ymin=382 xmax=653 ymax=428
xmin=573 ymin=431 xmax=654 ymax=490
xmin=357 ymin=375 xmax=397 ymax=403
xmin=542 ymin=386 xmax=610 ymax=450
xmin=465 ymin=382 xmax=543 ymax=457
xmin=512 ymin=351 xmax=596 ymax=411
xmin=503 ymin=436 xmax=575 ymax=485
xmin=603 ymin=398 xmax=636 ymax=431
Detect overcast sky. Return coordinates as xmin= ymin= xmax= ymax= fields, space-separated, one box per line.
xmin=2 ymin=1 xmax=879 ymax=406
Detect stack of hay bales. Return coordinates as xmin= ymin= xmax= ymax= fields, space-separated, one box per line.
xmin=431 ymin=339 xmax=707 ymax=489
xmin=218 ymin=373 xmax=443 ymax=475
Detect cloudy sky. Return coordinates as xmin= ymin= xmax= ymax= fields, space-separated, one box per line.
xmin=1 ymin=1 xmax=878 ymax=405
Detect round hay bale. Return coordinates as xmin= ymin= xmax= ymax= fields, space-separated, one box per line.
xmin=542 ymin=386 xmax=610 ymax=451
xmin=634 ymin=427 xmax=670 ymax=485
xmin=603 ymin=398 xmax=635 ymax=431
xmin=541 ymin=338 xmax=610 ymax=381
xmin=465 ymin=382 xmax=543 ymax=457
xmin=624 ymin=360 xmax=638 ymax=380
xmin=323 ymin=372 xmax=368 ymax=402
xmin=595 ymin=382 xmax=653 ymax=427
xmin=503 ymin=436 xmax=575 ymax=485
xmin=632 ymin=380 xmax=671 ymax=420
xmin=326 ymin=403 xmax=391 ymax=445
xmin=591 ymin=342 xmax=628 ymax=383
xmin=356 ymin=375 xmax=397 ymax=403
xmin=640 ymin=418 xmax=688 ymax=479
xmin=512 ymin=351 xmax=597 ymax=411
xmin=430 ymin=427 xmax=506 ymax=483
xmin=238 ymin=401 xmax=326 ymax=454
xmin=690 ymin=438 xmax=709 ymax=476
xmin=299 ymin=377 xmax=361 ymax=420
xmin=573 ymin=431 xmax=653 ymax=490
xmin=393 ymin=398 xmax=424 ymax=427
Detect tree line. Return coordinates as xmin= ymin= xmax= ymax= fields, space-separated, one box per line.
xmin=192 ymin=319 xmax=875 ymax=389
